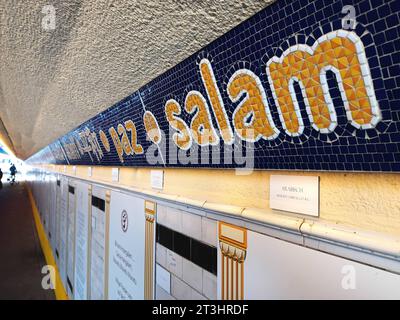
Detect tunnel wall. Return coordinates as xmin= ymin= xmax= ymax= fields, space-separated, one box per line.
xmin=25 ymin=0 xmax=400 ymax=300
xmin=25 ymin=0 xmax=400 ymax=236
xmin=27 ymin=166 xmax=400 ymax=300
xmin=28 ymin=0 xmax=400 ymax=173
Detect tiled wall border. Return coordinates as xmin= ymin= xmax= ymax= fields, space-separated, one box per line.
xmin=27 ymin=0 xmax=400 ymax=173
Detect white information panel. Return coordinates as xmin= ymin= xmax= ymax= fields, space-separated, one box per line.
xmin=89 ymin=186 xmax=108 ymax=300
xmin=108 ymin=191 xmax=145 ymax=300
xmin=245 ymin=230 xmax=400 ymax=299
xmin=59 ymin=176 xmax=69 ymax=288
xmin=66 ymin=184 xmax=76 ymax=298
xmin=74 ymin=181 xmax=90 ymax=300
xmin=151 ymin=170 xmax=164 ymax=190
xmin=37 ymin=172 xmax=43 ymax=218
xmin=43 ymin=173 xmax=50 ymax=234
xmin=55 ymin=178 xmax=61 ymax=262
xmin=39 ymin=174 xmax=44 ymax=224
xmin=49 ymin=175 xmax=57 ymax=252
xmin=270 ymin=175 xmax=319 ymax=217
xmin=112 ymin=168 xmax=119 ymax=182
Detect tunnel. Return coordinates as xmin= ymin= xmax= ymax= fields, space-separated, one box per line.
xmin=0 ymin=0 xmax=400 ymax=303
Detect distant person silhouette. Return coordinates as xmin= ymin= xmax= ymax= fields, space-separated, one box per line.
xmin=9 ymin=164 xmax=16 ymax=184
xmin=0 ymin=168 xmax=3 ymax=189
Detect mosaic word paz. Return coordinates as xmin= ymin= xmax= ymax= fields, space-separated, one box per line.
xmin=96 ymin=29 xmax=380 ymax=164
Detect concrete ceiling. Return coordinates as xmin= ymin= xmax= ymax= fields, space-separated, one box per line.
xmin=0 ymin=0 xmax=273 ymax=159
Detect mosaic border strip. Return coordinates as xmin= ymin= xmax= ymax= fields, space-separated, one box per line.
xmin=27 ymin=0 xmax=400 ymax=172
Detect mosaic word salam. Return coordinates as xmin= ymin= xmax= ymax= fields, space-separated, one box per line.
xmin=93 ymin=30 xmax=380 ymax=163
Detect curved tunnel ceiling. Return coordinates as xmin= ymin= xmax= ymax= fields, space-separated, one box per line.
xmin=0 ymin=0 xmax=273 ymax=159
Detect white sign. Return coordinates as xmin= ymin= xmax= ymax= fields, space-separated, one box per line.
xmin=43 ymin=174 xmax=50 ymax=233
xmin=88 ymin=167 xmax=92 ymax=177
xmin=244 ymin=230 xmax=400 ymax=299
xmin=156 ymin=264 xmax=171 ymax=294
xmin=55 ymin=178 xmax=61 ymax=262
xmin=74 ymin=181 xmax=90 ymax=300
xmin=108 ymin=191 xmax=146 ymax=300
xmin=151 ymin=170 xmax=164 ymax=190
xmin=270 ymin=175 xmax=319 ymax=217
xmin=66 ymin=184 xmax=76 ymax=298
xmin=112 ymin=168 xmax=119 ymax=182
xmin=59 ymin=177 xmax=69 ymax=288
xmin=49 ymin=175 xmax=57 ymax=252
xmin=90 ymin=186 xmax=108 ymax=300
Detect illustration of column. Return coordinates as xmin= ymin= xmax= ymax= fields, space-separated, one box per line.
xmin=219 ymin=222 xmax=247 ymax=300
xmin=144 ymin=200 xmax=156 ymax=300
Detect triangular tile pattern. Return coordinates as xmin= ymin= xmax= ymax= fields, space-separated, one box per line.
xmin=267 ymin=30 xmax=379 ymax=136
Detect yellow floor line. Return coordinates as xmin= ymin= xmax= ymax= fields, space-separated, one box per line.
xmin=26 ymin=185 xmax=69 ymax=300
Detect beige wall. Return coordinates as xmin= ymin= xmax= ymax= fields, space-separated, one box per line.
xmin=42 ymin=164 xmax=400 ymax=237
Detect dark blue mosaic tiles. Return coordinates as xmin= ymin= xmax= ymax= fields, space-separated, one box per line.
xmin=27 ymin=0 xmax=400 ymax=172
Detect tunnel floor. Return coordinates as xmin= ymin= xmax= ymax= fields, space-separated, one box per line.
xmin=0 ymin=180 xmax=55 ymax=300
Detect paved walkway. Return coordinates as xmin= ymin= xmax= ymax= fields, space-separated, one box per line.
xmin=0 ymin=180 xmax=55 ymax=300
